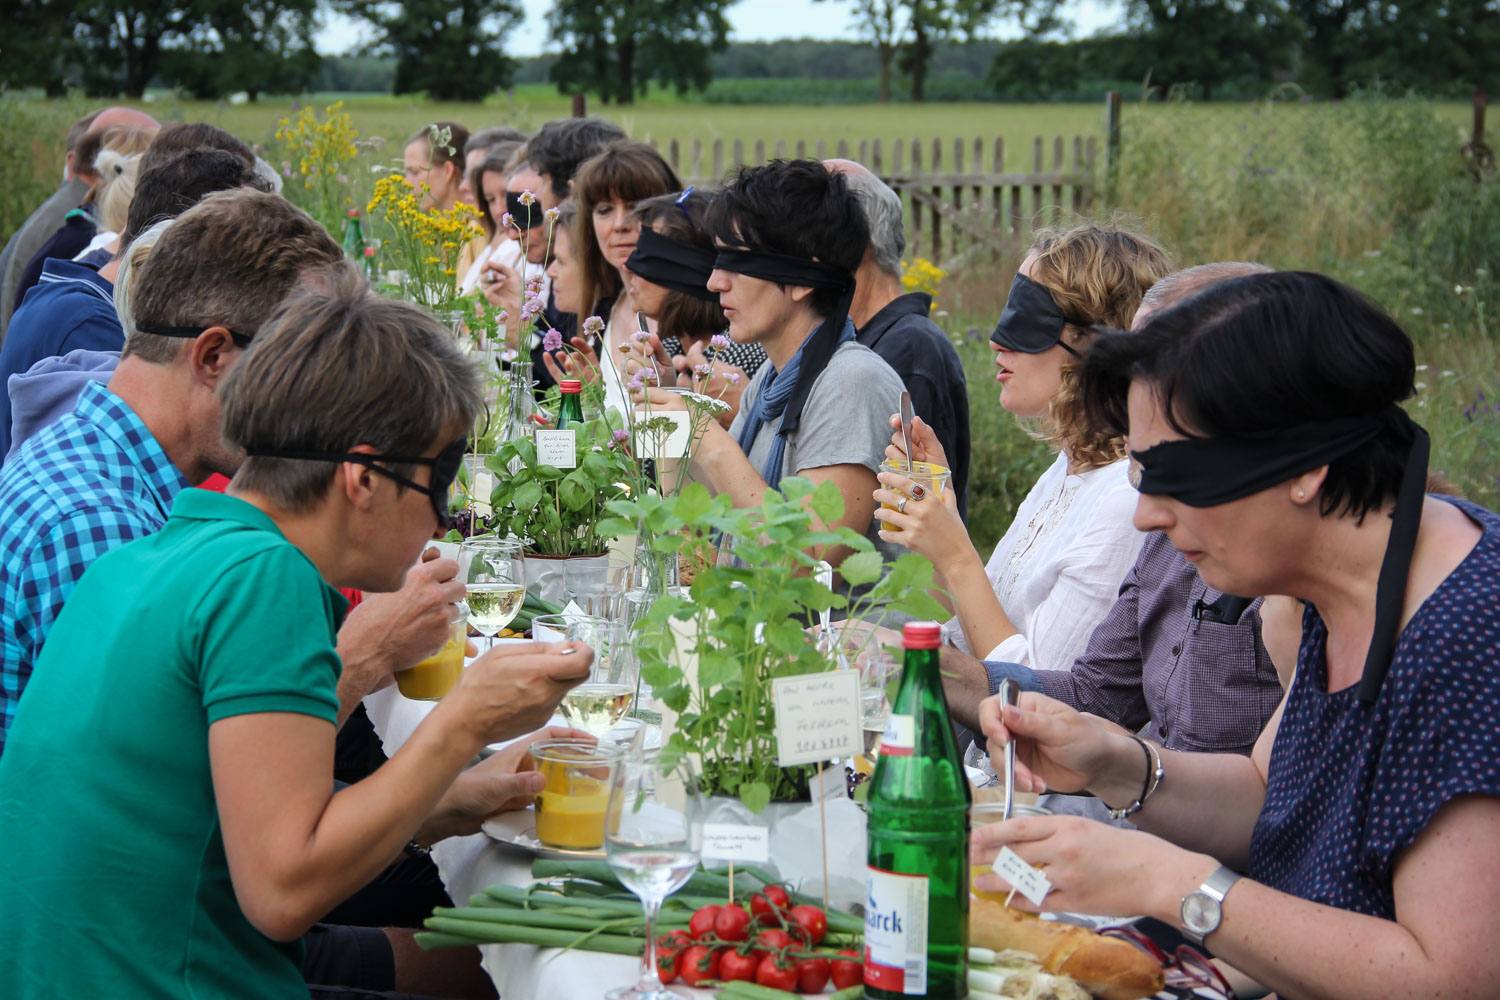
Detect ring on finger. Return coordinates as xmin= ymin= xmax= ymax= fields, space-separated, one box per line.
xmin=896 ymin=496 xmax=910 ymax=515
xmin=910 ymin=483 xmax=927 ymax=500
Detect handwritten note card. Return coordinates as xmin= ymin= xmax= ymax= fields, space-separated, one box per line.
xmin=534 ymin=429 xmax=577 ymax=468
xmin=701 ymin=823 xmax=771 ymax=863
xmin=992 ymin=846 xmax=1053 ymax=907
xmin=772 ymin=671 xmax=863 ymax=766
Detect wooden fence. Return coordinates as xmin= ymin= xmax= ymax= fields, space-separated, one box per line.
xmin=647 ymin=134 xmax=1099 ymax=265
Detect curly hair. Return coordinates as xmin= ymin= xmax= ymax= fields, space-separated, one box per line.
xmin=1022 ymin=220 xmax=1173 ymax=471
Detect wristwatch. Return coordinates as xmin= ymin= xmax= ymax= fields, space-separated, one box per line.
xmin=1180 ymin=865 xmax=1241 ymax=945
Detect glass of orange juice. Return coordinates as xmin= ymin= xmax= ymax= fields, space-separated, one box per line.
xmin=394 ymin=601 xmax=469 ymax=701
xmin=969 ymin=801 xmax=1051 ymax=903
xmin=879 ymin=459 xmax=953 ymax=531
xmin=531 ymin=739 xmax=622 ymax=851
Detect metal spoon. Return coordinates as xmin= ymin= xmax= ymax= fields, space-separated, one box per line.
xmin=899 ymin=391 xmax=915 ymax=474
xmin=999 ymin=679 xmax=1021 ymax=820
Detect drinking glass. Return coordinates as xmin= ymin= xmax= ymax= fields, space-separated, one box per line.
xmin=605 ymin=753 xmax=703 ymax=1000
xmin=562 ymin=555 xmax=632 ymax=621
xmin=459 ymin=537 xmax=526 ymax=646
xmin=534 ymin=614 xmax=637 ymax=737
xmin=857 ymin=644 xmax=901 ymax=763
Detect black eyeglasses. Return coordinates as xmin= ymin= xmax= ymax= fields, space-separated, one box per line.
xmin=242 ymin=438 xmax=468 ymax=529
xmin=134 ymin=325 xmax=254 ymax=349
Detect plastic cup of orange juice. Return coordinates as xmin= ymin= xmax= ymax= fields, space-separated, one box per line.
xmin=969 ymin=801 xmax=1051 ymax=902
xmin=879 ymin=459 xmax=953 ymax=531
xmin=530 ymin=739 xmax=622 ymax=851
xmin=394 ymin=601 xmax=470 ymax=701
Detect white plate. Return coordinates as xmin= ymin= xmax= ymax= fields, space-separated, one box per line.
xmin=480 ymin=806 xmax=606 ymax=860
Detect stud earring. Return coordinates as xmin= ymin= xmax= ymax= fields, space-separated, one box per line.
xmin=1296 ymin=490 xmax=1306 ymax=500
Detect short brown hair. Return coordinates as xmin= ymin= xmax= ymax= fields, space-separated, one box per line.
xmin=125 ymin=189 xmax=343 ymax=364
xmin=573 ymin=143 xmax=681 ymax=316
xmin=628 ymin=189 xmax=725 ymax=341
xmin=220 ymin=268 xmax=482 ymax=511
xmin=411 ymin=122 xmax=471 ymax=171
xmin=140 ymin=122 xmax=254 ymax=177
xmin=1025 ymin=219 xmax=1173 ymax=471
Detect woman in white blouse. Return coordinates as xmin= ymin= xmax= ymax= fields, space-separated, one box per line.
xmin=876 ymin=222 xmax=1171 ymax=672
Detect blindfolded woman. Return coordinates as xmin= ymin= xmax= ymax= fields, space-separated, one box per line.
xmin=974 ymin=270 xmax=1500 ymax=1000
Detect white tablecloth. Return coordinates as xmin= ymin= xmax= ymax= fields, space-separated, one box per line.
xmin=362 ymin=685 xmax=709 ymax=999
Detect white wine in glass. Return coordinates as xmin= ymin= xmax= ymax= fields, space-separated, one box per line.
xmin=606 ymin=754 xmax=702 ymax=1000
xmin=459 ymin=537 xmax=526 ymax=642
xmin=538 ymin=615 xmax=637 ymax=738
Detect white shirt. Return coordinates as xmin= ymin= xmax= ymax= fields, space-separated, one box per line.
xmin=941 ymin=451 xmax=1144 ymax=668
xmin=461 ymin=238 xmax=551 ymax=302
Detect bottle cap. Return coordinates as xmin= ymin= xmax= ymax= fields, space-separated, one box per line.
xmin=363 ymin=246 xmax=376 ymax=257
xmin=347 ymin=209 xmax=360 ymax=218
xmin=559 ymin=379 xmax=583 ymax=393
xmin=902 ymin=621 xmax=942 ymax=650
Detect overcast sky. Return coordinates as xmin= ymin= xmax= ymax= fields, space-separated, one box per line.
xmin=314 ymin=0 xmax=1123 ymax=57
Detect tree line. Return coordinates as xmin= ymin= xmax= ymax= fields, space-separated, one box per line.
xmin=0 ymin=0 xmax=1492 ymax=104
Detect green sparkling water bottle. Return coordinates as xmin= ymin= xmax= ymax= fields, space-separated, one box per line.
xmin=341 ymin=209 xmax=365 ymax=262
xmin=865 ymin=620 xmax=970 ymax=998
xmin=555 ymin=379 xmax=585 ymax=430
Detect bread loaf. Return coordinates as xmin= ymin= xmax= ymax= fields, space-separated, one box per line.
xmin=970 ymin=896 xmax=1165 ymax=1000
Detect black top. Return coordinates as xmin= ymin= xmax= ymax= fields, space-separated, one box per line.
xmin=856 ymin=292 xmax=971 ymax=523
xmin=16 ymin=211 xmax=98 ymax=308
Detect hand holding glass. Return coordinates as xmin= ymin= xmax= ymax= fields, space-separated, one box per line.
xmin=533 ymin=614 xmax=637 ymax=737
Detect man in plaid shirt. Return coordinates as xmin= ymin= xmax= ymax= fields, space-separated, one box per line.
xmin=0 ymin=191 xmax=461 ymax=757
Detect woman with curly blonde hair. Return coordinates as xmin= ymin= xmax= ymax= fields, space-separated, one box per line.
xmin=877 ymin=219 xmax=1171 ymax=674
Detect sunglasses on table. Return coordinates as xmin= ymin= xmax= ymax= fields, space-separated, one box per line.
xmin=1102 ymin=925 xmax=1238 ymax=999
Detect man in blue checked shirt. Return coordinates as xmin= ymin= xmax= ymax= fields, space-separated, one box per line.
xmin=0 ymin=189 xmax=461 ymax=757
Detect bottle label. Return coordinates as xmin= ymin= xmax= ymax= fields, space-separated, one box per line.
xmin=864 ymin=864 xmax=929 ymax=994
xmin=880 ymin=713 xmax=916 ymax=757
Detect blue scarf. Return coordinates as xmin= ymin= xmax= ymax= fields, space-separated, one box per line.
xmin=736 ymin=318 xmax=858 ymax=488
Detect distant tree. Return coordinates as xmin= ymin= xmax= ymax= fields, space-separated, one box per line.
xmin=341 ymin=0 xmax=522 ymax=101
xmin=0 ymin=0 xmax=84 ymax=95
xmin=163 ymin=0 xmax=321 ymax=100
xmin=73 ymin=0 xmax=199 ymax=97
xmin=546 ymin=0 xmax=734 ymax=105
xmin=1329 ymin=0 xmax=1499 ymax=95
xmin=814 ymin=0 xmax=905 ymax=102
xmin=1121 ymin=0 xmax=1293 ymax=98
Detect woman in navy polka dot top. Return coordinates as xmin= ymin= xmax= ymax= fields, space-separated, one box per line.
xmin=968 ymin=271 xmax=1500 ymax=1000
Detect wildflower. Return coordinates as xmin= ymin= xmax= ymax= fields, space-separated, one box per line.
xmin=693 ymin=363 xmax=714 ymax=378
xmin=683 ymin=392 xmax=730 ymax=414
xmin=627 ymin=370 xmax=646 ymax=391
xmin=613 ymin=429 xmax=629 ymax=443
xmin=710 ymin=334 xmax=731 ymax=351
xmin=632 ymin=330 xmax=652 ymax=344
xmin=545 ymin=207 xmax=561 ymax=223
xmin=501 ymin=213 xmax=515 ymax=230
xmin=1410 ymin=308 xmax=1423 ymax=316
xmin=726 ymin=372 xmax=742 ymax=385
xmin=518 ymin=190 xmax=537 ymax=206
xmin=1417 ymin=364 xmax=1429 ymax=370
xmin=543 ymin=328 xmax=563 ymax=353
xmin=582 ymin=316 xmax=605 ymax=336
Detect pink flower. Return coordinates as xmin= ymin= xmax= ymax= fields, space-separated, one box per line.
xmin=710 ymin=334 xmax=731 ymax=351
xmin=518 ymin=190 xmax=537 ymax=206
xmin=582 ymin=315 xmax=605 ymax=337
xmin=500 ymin=212 xmax=515 ymax=229
xmin=542 ymin=328 xmax=563 ymax=352
xmin=612 ymin=429 xmax=629 ymax=443
xmin=726 ymin=372 xmax=742 ymax=385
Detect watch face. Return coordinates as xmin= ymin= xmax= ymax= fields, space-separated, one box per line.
xmin=1182 ymin=891 xmax=1222 ymax=935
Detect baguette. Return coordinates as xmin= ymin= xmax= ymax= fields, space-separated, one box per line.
xmin=970 ymin=895 xmax=1165 ymax=1000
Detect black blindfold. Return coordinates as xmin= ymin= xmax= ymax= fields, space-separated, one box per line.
xmin=991 ymin=272 xmax=1078 ymax=357
xmin=1133 ymin=405 xmax=1429 ymax=704
xmin=626 ymin=228 xmax=718 ymax=302
xmin=712 ymin=246 xmax=856 ymax=438
xmin=505 ymin=192 xmax=540 ymax=230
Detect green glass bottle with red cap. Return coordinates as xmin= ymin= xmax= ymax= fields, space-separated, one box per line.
xmin=555 ymin=379 xmax=584 ymax=430
xmin=865 ymin=620 xmax=970 ymax=998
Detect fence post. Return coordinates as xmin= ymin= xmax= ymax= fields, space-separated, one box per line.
xmin=571 ymin=94 xmax=587 ymax=118
xmin=1104 ymin=91 xmax=1122 ymax=205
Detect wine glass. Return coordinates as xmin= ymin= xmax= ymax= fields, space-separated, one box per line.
xmin=459 ymin=536 xmax=526 ymax=648
xmin=857 ymin=643 xmax=901 ymax=764
xmin=535 ymin=614 xmax=638 ymax=738
xmin=606 ymin=753 xmax=702 ymax=1000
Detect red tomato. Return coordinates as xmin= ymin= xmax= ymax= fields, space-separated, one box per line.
xmin=654 ymin=929 xmax=691 ymax=983
xmin=678 ymin=944 xmax=721 ymax=987
xmin=713 ymin=903 xmax=753 ymax=942
xmin=756 ymin=953 xmax=799 ymax=991
xmin=720 ymin=948 xmax=760 ymax=982
xmin=755 ymin=928 xmax=794 ymax=953
xmin=831 ymin=949 xmax=862 ymax=989
xmin=797 ymin=955 xmax=831 ymax=993
xmin=788 ymin=904 xmax=828 ymax=945
xmin=688 ymin=904 xmax=720 ymax=940
xmin=750 ymin=885 xmax=791 ymax=921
